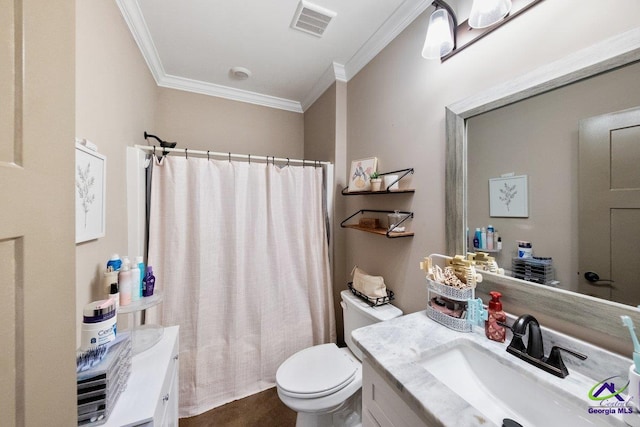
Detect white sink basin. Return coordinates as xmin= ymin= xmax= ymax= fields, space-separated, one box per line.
xmin=419 ymin=339 xmax=618 ymax=427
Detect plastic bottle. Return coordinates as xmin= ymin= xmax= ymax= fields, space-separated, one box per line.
xmin=119 ymin=258 xmax=132 ymax=306
xmin=106 ymin=254 xmax=122 ymax=271
xmin=109 ymin=282 xmax=119 ymax=312
xmin=485 ymin=291 xmax=506 ymax=343
xmin=474 ymin=228 xmax=481 ymax=249
xmin=480 ymin=227 xmax=487 ymax=250
xmin=136 ymin=256 xmax=145 ymax=299
xmin=143 ymin=266 xmax=156 ymax=297
xmin=130 ymin=260 xmax=141 ymax=302
xmin=487 ymin=225 xmax=494 ymax=251
xmin=497 ymin=236 xmax=503 ymax=251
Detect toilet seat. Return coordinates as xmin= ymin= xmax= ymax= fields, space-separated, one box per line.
xmin=276 ymin=343 xmax=358 ymax=399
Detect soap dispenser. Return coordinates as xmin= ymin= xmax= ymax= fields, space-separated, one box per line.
xmin=485 ymin=291 xmax=506 ymax=342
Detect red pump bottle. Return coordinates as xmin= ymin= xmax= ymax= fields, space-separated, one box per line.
xmin=485 ymin=291 xmax=506 ymax=342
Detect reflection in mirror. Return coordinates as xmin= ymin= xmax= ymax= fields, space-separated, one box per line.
xmin=445 ymin=28 xmax=640 ymax=351
xmin=466 ymin=61 xmax=640 ymax=306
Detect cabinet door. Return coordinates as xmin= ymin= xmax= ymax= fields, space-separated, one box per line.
xmin=362 ymin=359 xmax=429 ymax=427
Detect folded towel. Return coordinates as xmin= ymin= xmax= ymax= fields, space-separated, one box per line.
xmin=351 ymin=266 xmax=387 ymax=299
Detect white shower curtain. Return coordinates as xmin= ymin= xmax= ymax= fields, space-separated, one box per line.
xmin=147 ymin=155 xmax=335 ymax=417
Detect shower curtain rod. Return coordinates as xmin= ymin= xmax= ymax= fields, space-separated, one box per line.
xmin=135 ymin=144 xmax=331 ymax=166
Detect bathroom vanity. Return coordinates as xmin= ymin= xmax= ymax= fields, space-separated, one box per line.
xmin=104 ymin=326 xmax=179 ymax=426
xmin=353 ymin=312 xmax=631 ymax=427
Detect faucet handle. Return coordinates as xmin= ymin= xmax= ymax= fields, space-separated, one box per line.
xmin=549 ymin=346 xmax=587 ymax=361
xmin=545 ymin=346 xmax=588 ymax=378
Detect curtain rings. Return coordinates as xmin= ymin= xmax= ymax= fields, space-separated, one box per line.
xmin=287 ymin=158 xmax=290 ymax=167
xmin=248 ymin=154 xmax=251 ymax=165
xmin=185 ymin=148 xmax=188 ymax=159
xmin=229 ymin=152 xmax=231 ymax=163
xmin=207 ymin=150 xmax=210 ymax=161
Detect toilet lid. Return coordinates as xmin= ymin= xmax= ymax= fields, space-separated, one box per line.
xmin=276 ymin=344 xmax=357 ymax=398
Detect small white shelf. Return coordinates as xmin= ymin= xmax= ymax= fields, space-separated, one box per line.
xmin=118 ymin=291 xmax=164 ymax=355
xmin=118 ymin=291 xmax=163 ymax=314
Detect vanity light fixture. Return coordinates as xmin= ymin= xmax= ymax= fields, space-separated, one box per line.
xmin=421 ymin=1 xmax=457 ymax=59
xmin=469 ymin=0 xmax=512 ymax=29
xmin=423 ymin=0 xmax=544 ymax=61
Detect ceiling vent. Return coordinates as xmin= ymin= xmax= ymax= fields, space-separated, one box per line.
xmin=291 ymin=1 xmax=336 ymax=38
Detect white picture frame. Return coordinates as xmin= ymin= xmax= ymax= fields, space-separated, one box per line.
xmin=348 ymin=157 xmax=378 ymax=192
xmin=75 ymin=143 xmax=106 ymax=243
xmin=489 ymin=175 xmax=528 ymax=217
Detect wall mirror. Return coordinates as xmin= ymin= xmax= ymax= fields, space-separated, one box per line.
xmin=445 ymin=28 xmax=640 ymax=350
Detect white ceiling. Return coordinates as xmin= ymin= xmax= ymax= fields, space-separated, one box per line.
xmin=116 ymin=0 xmax=434 ymax=112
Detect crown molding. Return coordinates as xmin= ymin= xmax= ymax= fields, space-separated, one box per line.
xmin=115 ymin=0 xmax=165 ymax=83
xmin=300 ymin=62 xmax=347 ymax=111
xmin=117 ymin=0 xmax=429 ymax=113
xmin=159 ymin=74 xmax=304 ymax=113
xmin=343 ymin=0 xmax=432 ymax=80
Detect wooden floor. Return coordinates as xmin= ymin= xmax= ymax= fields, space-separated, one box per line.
xmin=179 ymin=387 xmax=297 ymax=427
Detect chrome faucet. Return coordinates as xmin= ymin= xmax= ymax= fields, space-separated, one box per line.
xmin=503 ymin=314 xmax=587 ymax=378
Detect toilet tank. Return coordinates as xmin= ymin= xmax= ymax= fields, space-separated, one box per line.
xmin=340 ymin=290 xmax=402 ymax=361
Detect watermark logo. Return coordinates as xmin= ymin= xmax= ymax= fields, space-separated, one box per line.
xmin=587 ymin=376 xmax=632 ymax=416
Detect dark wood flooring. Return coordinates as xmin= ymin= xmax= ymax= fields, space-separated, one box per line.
xmin=179 ymin=387 xmax=297 ymax=427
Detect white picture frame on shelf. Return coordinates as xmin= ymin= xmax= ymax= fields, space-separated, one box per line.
xmin=348 ymin=157 xmax=378 ymax=192
xmin=489 ymin=175 xmax=528 ymax=217
xmin=75 ymin=142 xmax=106 ymax=243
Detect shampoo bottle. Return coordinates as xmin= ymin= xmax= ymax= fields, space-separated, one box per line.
xmin=480 ymin=227 xmax=487 ymax=250
xmin=485 ymin=291 xmax=506 ymax=342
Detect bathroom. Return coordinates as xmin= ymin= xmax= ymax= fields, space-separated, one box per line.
xmin=4 ymin=0 xmax=640 ymax=425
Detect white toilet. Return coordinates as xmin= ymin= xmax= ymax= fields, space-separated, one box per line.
xmin=276 ymin=289 xmax=402 ymax=427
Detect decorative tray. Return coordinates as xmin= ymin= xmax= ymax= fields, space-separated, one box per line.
xmin=347 ymin=282 xmax=395 ymax=307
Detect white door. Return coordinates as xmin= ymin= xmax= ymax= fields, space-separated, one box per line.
xmin=0 ymin=0 xmax=76 ymax=424
xmin=578 ymin=107 xmax=640 ymax=305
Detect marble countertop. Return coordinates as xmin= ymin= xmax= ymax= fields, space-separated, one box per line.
xmin=352 ymin=310 xmax=632 ymax=427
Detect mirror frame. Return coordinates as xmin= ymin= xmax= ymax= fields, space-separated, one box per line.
xmin=445 ymin=28 xmax=640 ymax=346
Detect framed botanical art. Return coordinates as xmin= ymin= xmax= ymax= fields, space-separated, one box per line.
xmin=489 ymin=175 xmax=528 ymax=217
xmin=348 ymin=157 xmax=378 ymax=192
xmin=75 ymin=142 xmax=106 ymax=243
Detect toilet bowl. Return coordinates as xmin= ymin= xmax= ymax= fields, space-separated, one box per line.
xmin=276 ymin=290 xmax=402 ymax=427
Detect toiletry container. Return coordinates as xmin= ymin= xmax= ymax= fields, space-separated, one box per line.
xmin=106 ymin=254 xmax=122 ymax=271
xmin=485 ymin=291 xmax=506 ymax=342
xmin=80 ymin=299 xmax=117 ymax=350
xmin=625 ymin=364 xmax=640 ymax=426
xmin=136 ymin=256 xmax=145 ymax=299
xmin=387 ymin=210 xmax=404 ymax=232
xmin=518 ymin=241 xmax=532 ymax=258
xmin=119 ymin=259 xmax=133 ymax=306
xmin=276 ymin=290 xmax=402 ymax=427
xmin=130 ymin=261 xmax=141 ymax=302
xmin=109 ymin=283 xmax=120 ymax=312
xmin=103 ymin=269 xmax=119 ymax=299
xmin=487 ymin=225 xmax=494 ymax=250
xmin=480 ymin=227 xmax=487 ymax=250
xmin=143 ymin=266 xmax=156 ymax=297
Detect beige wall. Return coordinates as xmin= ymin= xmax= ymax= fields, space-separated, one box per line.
xmin=75 ymin=0 xmax=158 ymax=344
xmin=75 ymin=2 xmax=305 ymax=346
xmin=344 ymin=0 xmax=640 ymax=322
xmin=304 ymin=82 xmax=336 ymax=162
xmin=467 ymin=62 xmax=640 ymax=291
xmin=154 ymin=88 xmax=304 ymax=158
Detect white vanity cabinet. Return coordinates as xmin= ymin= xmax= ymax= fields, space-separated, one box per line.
xmin=362 ymin=358 xmax=429 ymax=427
xmin=104 ymin=326 xmax=180 ymax=427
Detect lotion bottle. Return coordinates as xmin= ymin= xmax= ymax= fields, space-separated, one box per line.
xmin=119 ymin=258 xmax=132 ymax=306
xmin=485 ymin=291 xmax=506 ymax=342
xmin=130 ymin=260 xmax=141 ymax=302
